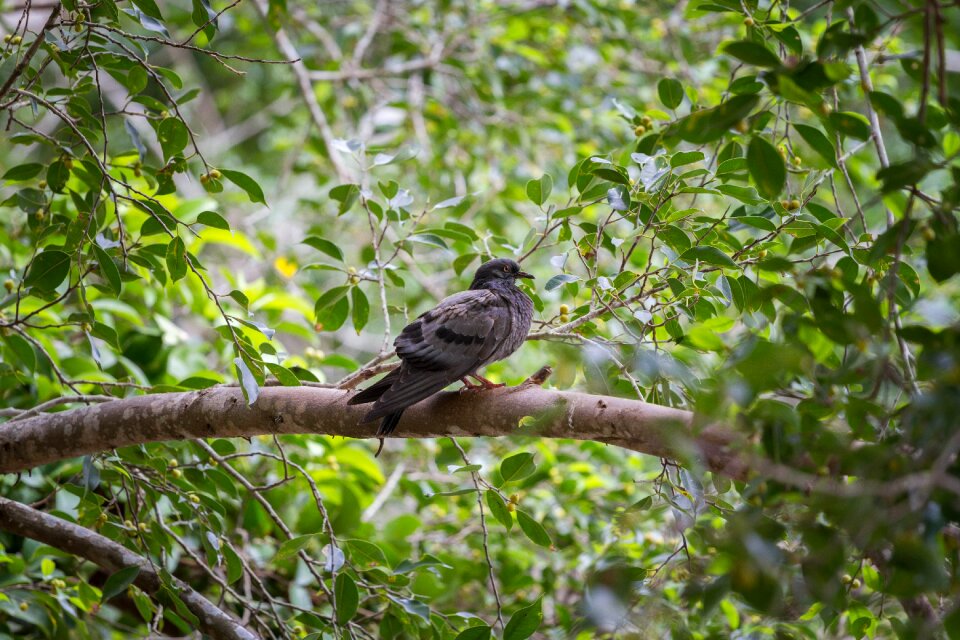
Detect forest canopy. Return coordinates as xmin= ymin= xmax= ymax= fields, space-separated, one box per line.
xmin=1 ymin=0 xmax=960 ymax=638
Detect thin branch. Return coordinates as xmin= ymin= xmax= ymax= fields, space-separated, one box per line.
xmin=0 ymin=3 xmax=60 ymax=102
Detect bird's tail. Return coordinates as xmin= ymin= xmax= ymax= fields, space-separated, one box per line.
xmin=373 ymin=410 xmax=403 ymax=457
xmin=348 ymin=369 xmax=400 ymax=405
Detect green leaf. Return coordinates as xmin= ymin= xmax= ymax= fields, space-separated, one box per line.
xmin=500 ymin=452 xmax=535 ymax=483
xmin=670 ymin=151 xmax=705 ymax=167
xmin=455 ymin=625 xmax=492 ymax=640
xmin=315 ymin=287 xmax=350 ymax=332
xmin=93 ymin=244 xmax=122 ymax=296
xmin=3 ymin=163 xmax=44 ymax=181
xmin=101 ymin=566 xmax=140 ymax=602
xmin=516 ymin=511 xmax=552 ymax=548
xmin=166 ymin=237 xmax=187 ymax=282
xmin=793 ymin=124 xmax=838 ymax=169
xmin=265 ymin=363 xmax=300 ymax=386
xmin=747 ymin=136 xmax=786 ymax=199
xmin=351 ymin=287 xmax=369 ymax=332
xmin=392 ymin=597 xmax=431 ymax=621
xmin=721 ymin=41 xmax=780 ymax=67
xmin=303 ymin=236 xmax=344 ymax=261
xmin=47 ymin=160 xmax=69 ymax=192
xmin=197 ymin=211 xmax=230 ymax=231
xmin=503 ymin=597 xmax=543 ymax=640
xmin=276 ymin=534 xmax=316 ymax=561
xmin=334 ymin=573 xmax=359 ymax=624
xmin=157 ymin=118 xmax=188 ymax=160
xmin=234 ymin=356 xmax=260 ymax=405
xmin=828 ymin=111 xmax=871 ymax=140
xmin=544 ymin=274 xmax=580 ymax=291
xmin=130 ymin=0 xmax=164 ymax=20
xmin=681 ymin=246 xmax=738 ymax=269
xmin=25 ymin=250 xmax=71 ymax=292
xmin=330 ymin=184 xmax=360 ymax=215
xmin=4 ymin=333 xmax=36 ymax=371
xmin=220 ymin=169 xmax=266 ymax=205
xmin=926 ymin=232 xmax=960 ymax=282
xmin=485 ymin=490 xmax=513 ymax=530
xmin=526 ymin=174 xmax=553 ymax=206
xmin=223 ymin=545 xmax=244 ymax=584
xmin=670 ymin=95 xmax=759 ymax=144
xmin=657 ymin=78 xmax=684 ymax=109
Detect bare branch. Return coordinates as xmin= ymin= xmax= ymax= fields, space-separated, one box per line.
xmin=0 ymin=384 xmax=744 ymax=478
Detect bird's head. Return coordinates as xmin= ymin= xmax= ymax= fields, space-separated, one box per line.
xmin=470 ymin=258 xmax=534 ymax=290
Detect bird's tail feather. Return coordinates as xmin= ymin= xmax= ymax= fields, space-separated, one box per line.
xmin=373 ymin=410 xmax=403 ymax=458
xmin=377 ymin=410 xmax=403 ymax=437
xmin=348 ymin=369 xmax=400 ymax=405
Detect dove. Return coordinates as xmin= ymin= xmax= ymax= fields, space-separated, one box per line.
xmin=349 ymin=258 xmax=535 ymax=456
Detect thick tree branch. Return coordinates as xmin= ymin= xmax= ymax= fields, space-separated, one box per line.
xmin=0 ymin=497 xmax=258 ymax=640
xmin=0 ymin=385 xmax=744 ymax=478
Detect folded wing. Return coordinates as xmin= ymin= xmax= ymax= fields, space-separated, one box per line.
xmin=363 ymin=290 xmax=513 ymax=421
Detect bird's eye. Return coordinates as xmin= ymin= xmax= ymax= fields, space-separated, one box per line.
xmin=503 ymin=265 xmax=509 ymax=272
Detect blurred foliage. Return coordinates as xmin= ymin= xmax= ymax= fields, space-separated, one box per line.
xmin=1 ymin=0 xmax=960 ymax=638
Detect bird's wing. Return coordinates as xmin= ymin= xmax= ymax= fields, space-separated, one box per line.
xmin=395 ymin=289 xmax=512 ymax=371
xmin=363 ymin=290 xmax=513 ymax=420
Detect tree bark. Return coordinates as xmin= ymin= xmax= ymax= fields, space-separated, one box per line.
xmin=0 ymin=384 xmax=745 ymax=478
xmin=0 ymin=497 xmax=259 ymax=640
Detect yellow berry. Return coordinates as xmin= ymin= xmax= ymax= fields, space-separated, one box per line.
xmin=743 ymin=17 xmax=755 ymax=27
xmin=11 ymin=35 xmax=22 ymax=44
xmin=19 ymin=602 xmax=28 ymax=611
xmin=4 ymin=279 xmax=13 ymax=292
xmin=168 ymin=458 xmax=178 ymax=468
xmin=641 ymin=115 xmax=653 ymax=126
xmin=922 ymin=226 xmax=935 ymax=241
xmin=734 ymin=120 xmax=749 ymax=133
xmin=208 ymin=169 xmax=222 ymax=180
xmin=789 ymin=199 xmax=801 ymax=210
xmin=851 ymin=579 xmax=861 ymax=589
xmin=38 ymin=180 xmax=47 ymax=189
xmin=559 ymin=304 xmax=569 ymax=314
xmin=841 ymin=574 xmax=852 ymax=584
xmin=559 ymin=314 xmax=569 ymax=323
xmin=758 ymin=249 xmax=768 ymax=258
xmin=138 ymin=522 xmax=148 ymax=532
xmin=2 ymin=35 xmax=10 ymax=43
xmin=171 ymin=468 xmax=182 ymax=479
xmin=509 ymin=493 xmax=520 ymax=504
xmin=200 ymin=174 xmax=209 ymax=184
xmin=189 ymin=494 xmax=200 ymax=504
xmin=123 ymin=519 xmax=133 ymax=528
xmin=62 ymin=157 xmax=74 ymax=169
xmin=506 ymin=503 xmax=516 ymax=512
xmin=634 ymin=125 xmax=646 ymax=137
xmin=792 ymin=156 xmax=802 ymax=166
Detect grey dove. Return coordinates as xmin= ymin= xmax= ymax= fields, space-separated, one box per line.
xmin=349 ymin=258 xmax=535 ymax=456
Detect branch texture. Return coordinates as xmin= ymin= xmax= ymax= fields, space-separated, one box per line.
xmin=0 ymin=497 xmax=258 ymax=640
xmin=0 ymin=384 xmax=743 ymax=477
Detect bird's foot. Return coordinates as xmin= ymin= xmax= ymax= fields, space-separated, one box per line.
xmin=459 ymin=377 xmax=485 ymax=393
xmin=470 ymin=374 xmax=505 ymax=390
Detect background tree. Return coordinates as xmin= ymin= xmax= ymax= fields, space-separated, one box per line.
xmin=1 ymin=0 xmax=959 ymax=638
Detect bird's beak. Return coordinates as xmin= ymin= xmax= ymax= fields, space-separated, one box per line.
xmin=517 ymin=271 xmax=534 ymax=280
